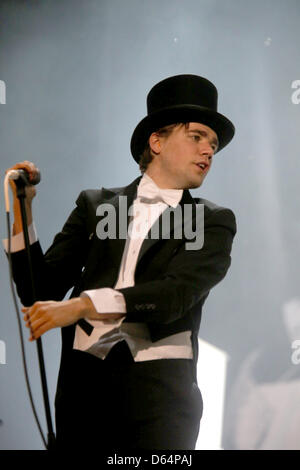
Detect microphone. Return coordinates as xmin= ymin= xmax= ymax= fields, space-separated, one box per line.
xmin=8 ymin=168 xmax=41 ymax=186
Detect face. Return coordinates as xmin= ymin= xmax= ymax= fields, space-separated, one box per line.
xmin=146 ymin=122 xmax=219 ymax=189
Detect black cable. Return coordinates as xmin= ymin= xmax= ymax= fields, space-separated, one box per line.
xmin=16 ymin=191 xmax=56 ymax=449
xmin=6 ymin=211 xmax=47 ymax=449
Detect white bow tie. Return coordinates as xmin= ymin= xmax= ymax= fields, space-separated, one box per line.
xmin=137 ymin=174 xmax=183 ymax=208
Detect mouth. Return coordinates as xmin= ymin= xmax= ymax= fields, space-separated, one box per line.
xmin=194 ymin=163 xmax=207 ymax=174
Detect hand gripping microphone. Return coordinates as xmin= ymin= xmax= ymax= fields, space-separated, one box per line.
xmin=9 ymin=168 xmax=41 ymax=186
xmin=4 ymin=167 xmax=41 ymax=213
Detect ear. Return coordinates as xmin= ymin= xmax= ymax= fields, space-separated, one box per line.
xmin=149 ymin=132 xmax=161 ymax=155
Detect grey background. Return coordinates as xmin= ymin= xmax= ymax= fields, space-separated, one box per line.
xmin=0 ymin=0 xmax=300 ymax=449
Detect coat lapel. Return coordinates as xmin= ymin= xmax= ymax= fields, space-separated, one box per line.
xmin=102 ymin=175 xmax=142 ymax=269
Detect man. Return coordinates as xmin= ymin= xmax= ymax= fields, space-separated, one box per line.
xmin=6 ymin=74 xmax=236 ymax=450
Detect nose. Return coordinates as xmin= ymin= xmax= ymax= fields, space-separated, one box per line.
xmin=199 ymin=141 xmax=214 ymax=163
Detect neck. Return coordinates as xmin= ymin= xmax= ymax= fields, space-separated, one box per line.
xmin=145 ymin=168 xmax=180 ymax=189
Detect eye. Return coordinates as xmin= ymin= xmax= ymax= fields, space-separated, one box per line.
xmin=191 ymin=135 xmax=200 ymax=142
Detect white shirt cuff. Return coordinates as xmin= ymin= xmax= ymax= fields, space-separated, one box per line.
xmin=2 ymin=222 xmax=38 ymax=253
xmin=80 ymin=288 xmax=127 ymax=315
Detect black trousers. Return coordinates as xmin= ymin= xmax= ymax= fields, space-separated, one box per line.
xmin=54 ymin=340 xmax=203 ymax=450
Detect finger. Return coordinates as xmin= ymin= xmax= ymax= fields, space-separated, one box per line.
xmin=22 ymin=309 xmax=34 ymax=324
xmin=29 ymin=320 xmax=52 ymax=341
xmin=14 ymin=161 xmax=36 ymax=172
xmin=29 ymin=329 xmax=36 ymax=341
xmin=21 ymin=304 xmax=39 ymax=333
xmin=22 ymin=309 xmax=32 ymax=324
xmin=27 ymin=315 xmax=49 ymax=333
xmin=11 ymin=161 xmax=39 ymax=185
xmin=24 ymin=315 xmax=34 ymax=326
xmin=25 ymin=302 xmax=44 ymax=323
xmin=22 ymin=302 xmax=57 ymax=339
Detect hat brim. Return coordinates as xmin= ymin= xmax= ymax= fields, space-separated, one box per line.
xmin=130 ymin=104 xmax=235 ymax=163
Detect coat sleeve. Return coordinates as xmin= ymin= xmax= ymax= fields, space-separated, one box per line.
xmin=117 ymin=207 xmax=237 ymax=325
xmin=9 ymin=191 xmax=89 ymax=306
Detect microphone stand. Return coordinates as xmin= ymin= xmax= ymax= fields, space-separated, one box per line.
xmin=15 ymin=178 xmax=56 ymax=450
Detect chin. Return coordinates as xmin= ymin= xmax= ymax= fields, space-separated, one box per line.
xmin=186 ymin=178 xmax=203 ymax=189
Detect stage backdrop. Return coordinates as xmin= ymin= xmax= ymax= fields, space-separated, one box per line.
xmin=0 ymin=0 xmax=300 ymax=450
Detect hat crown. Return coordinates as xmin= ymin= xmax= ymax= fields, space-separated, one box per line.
xmin=147 ymin=74 xmax=218 ymax=115
xmin=130 ymin=74 xmax=235 ymax=163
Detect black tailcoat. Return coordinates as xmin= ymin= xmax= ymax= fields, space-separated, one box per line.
xmin=10 ymin=175 xmax=236 ymax=414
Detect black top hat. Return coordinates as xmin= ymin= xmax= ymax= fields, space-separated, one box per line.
xmin=130 ymin=74 xmax=235 ymax=163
